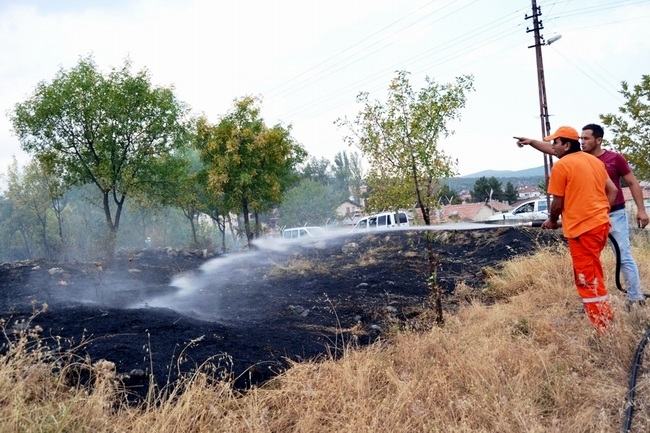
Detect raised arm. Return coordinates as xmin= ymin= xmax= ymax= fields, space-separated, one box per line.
xmin=515 ymin=137 xmax=554 ymax=155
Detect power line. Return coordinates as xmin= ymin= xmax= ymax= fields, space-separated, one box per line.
xmin=545 ymin=0 xmax=650 ymax=21
xmin=265 ymin=0 xmax=460 ymax=96
xmin=268 ymin=0 xmax=481 ymax=99
xmin=281 ymin=23 xmax=523 ymax=120
xmin=548 ymin=45 xmax=624 ymax=103
xmin=275 ymin=8 xmax=526 ymax=118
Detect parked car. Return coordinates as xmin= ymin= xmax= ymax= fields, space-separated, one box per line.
xmin=353 ymin=211 xmax=410 ymax=230
xmin=486 ymin=198 xmax=549 ymax=222
xmin=281 ymin=226 xmax=325 ymax=240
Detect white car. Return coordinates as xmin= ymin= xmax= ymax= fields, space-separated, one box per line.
xmin=281 ymin=226 xmax=325 ymax=240
xmin=486 ymin=198 xmax=549 ymax=222
xmin=353 ymin=211 xmax=410 ymax=230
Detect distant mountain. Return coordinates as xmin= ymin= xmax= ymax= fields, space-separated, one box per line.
xmin=461 ymin=165 xmax=545 ymax=178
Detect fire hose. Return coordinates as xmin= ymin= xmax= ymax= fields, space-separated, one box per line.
xmin=523 ymin=221 xmax=648 ymax=431
xmin=610 ymin=232 xmax=650 ymax=433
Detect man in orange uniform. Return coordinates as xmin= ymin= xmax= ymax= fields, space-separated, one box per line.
xmin=539 ymin=126 xmax=618 ymax=331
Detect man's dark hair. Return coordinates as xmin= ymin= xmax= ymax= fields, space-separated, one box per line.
xmin=582 ymin=123 xmax=604 ymax=139
xmin=561 ymin=138 xmax=582 ymax=154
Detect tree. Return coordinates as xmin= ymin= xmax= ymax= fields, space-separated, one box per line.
xmin=471 ymin=176 xmax=503 ymax=203
xmin=5 ymin=159 xmax=54 ymax=258
xmin=331 ymin=150 xmax=364 ymax=201
xmin=600 ymin=74 xmax=650 ymax=180
xmin=339 ymin=70 xmax=474 ymax=325
xmin=503 ymin=181 xmax=518 ymax=204
xmin=198 ymin=98 xmax=305 ymax=246
xmin=339 ymin=71 xmax=473 ymax=225
xmin=12 ymin=57 xmax=188 ymax=256
xmin=278 ymin=179 xmax=340 ymax=227
xmin=301 ymin=157 xmax=332 ymax=184
xmin=437 ymin=183 xmax=461 ymax=205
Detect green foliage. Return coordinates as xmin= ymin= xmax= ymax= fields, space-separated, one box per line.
xmin=471 ymin=176 xmax=503 ymax=202
xmin=436 ymin=183 xmax=461 ymax=205
xmin=197 ymin=97 xmax=306 ymax=244
xmin=11 ymin=56 xmax=188 ymax=256
xmin=339 ymin=71 xmax=474 ymax=224
xmin=600 ymin=74 xmax=650 ymax=180
xmin=301 ymin=157 xmax=332 ymax=184
xmin=503 ymin=181 xmax=518 ymax=204
xmin=278 ymin=179 xmax=342 ymax=227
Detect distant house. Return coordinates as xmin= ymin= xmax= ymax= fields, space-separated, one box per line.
xmin=335 ymin=199 xmax=363 ymax=219
xmin=436 ymin=203 xmax=496 ymax=223
xmin=517 ymin=185 xmax=542 ymax=200
xmin=335 ymin=199 xmax=364 ymax=227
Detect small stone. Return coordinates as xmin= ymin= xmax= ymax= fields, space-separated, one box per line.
xmin=369 ymin=324 xmax=382 ymax=332
xmin=48 ymin=267 xmax=64 ymax=275
xmin=384 ymin=306 xmax=398 ymax=313
xmin=356 ymin=282 xmax=370 ymax=288
xmin=129 ymin=368 xmax=146 ymax=377
xmin=31 ymin=265 xmax=41 ymax=271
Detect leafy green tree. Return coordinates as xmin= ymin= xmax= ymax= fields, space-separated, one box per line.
xmin=198 ymin=98 xmax=305 ymax=246
xmin=601 ymin=74 xmax=650 ymax=180
xmin=338 ymin=71 xmax=473 ymax=225
xmin=339 ymin=71 xmax=473 ymax=325
xmin=301 ymin=157 xmax=332 ymax=184
xmin=5 ymin=158 xmax=55 ymax=258
xmin=471 ymin=176 xmax=503 ymax=203
xmin=278 ymin=179 xmax=340 ymax=227
xmin=437 ymin=183 xmax=461 ymax=205
xmin=12 ymin=57 xmax=188 ymax=256
xmin=331 ymin=150 xmax=364 ymax=201
xmin=503 ymin=181 xmax=518 ymax=204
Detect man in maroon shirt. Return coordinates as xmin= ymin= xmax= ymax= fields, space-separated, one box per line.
xmin=517 ymin=124 xmax=648 ymax=306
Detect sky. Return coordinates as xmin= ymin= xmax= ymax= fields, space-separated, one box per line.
xmin=1 ymin=0 xmax=649 ymax=188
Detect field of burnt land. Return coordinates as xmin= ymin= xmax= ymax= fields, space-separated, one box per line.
xmin=0 ymin=226 xmax=560 ymax=394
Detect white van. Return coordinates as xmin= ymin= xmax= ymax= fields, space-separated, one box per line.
xmin=486 ymin=199 xmax=549 ymax=222
xmin=353 ymin=211 xmax=410 ymax=230
xmin=281 ymin=226 xmax=325 ymax=240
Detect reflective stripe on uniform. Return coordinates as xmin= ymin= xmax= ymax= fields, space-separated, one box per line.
xmin=582 ymin=295 xmax=609 ymax=304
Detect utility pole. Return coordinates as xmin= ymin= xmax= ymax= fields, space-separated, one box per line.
xmin=526 ymin=0 xmax=553 ymax=210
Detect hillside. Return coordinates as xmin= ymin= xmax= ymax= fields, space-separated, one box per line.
xmin=461 ymin=165 xmax=546 ymax=178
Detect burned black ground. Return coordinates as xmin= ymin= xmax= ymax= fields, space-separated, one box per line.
xmin=0 ymin=227 xmax=560 ymax=393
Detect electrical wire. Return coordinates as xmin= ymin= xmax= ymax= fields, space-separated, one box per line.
xmin=264 ymin=0 xmax=444 ymax=95
xmin=269 ymin=0 xmax=481 ymax=100
xmin=548 ymin=45 xmax=624 ymax=103
xmin=277 ymin=10 xmax=526 ymax=119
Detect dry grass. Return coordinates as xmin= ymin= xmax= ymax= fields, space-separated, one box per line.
xmin=1 ymin=234 xmax=650 ymax=432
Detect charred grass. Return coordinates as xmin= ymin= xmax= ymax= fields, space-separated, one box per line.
xmin=1 ymin=234 xmax=649 ymax=432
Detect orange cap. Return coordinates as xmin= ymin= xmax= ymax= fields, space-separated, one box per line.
xmin=544 ymin=126 xmax=579 ymax=142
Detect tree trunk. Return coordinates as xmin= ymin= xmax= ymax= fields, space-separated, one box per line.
xmin=227 ymin=214 xmax=240 ymax=251
xmin=254 ymin=211 xmax=260 ymax=238
xmin=221 ymin=220 xmax=226 ymax=253
xmin=183 ymin=208 xmax=198 ymax=247
xmin=101 ymin=190 xmax=125 ymax=259
xmin=242 ymin=197 xmax=253 ymax=246
xmin=39 ymin=215 xmax=50 ymax=259
xmin=18 ymin=226 xmax=32 ymax=259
